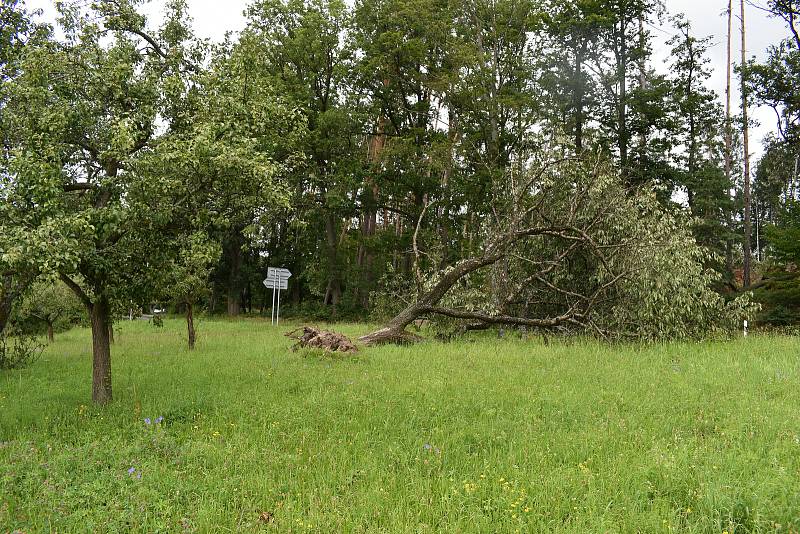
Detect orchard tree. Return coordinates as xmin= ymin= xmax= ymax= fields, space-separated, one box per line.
xmin=166 ymin=233 xmax=221 ymax=350
xmin=2 ymin=0 xmax=293 ymax=403
xmin=0 ymin=0 xmax=49 ymax=334
xmin=18 ymin=280 xmax=83 ymax=342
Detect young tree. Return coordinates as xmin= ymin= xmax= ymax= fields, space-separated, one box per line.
xmin=666 ymin=15 xmax=734 ymax=267
xmin=18 ymin=280 xmax=83 ymax=342
xmin=166 ymin=234 xmax=220 ymax=350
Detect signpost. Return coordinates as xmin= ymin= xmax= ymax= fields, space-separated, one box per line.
xmin=263 ymin=267 xmax=292 ymax=325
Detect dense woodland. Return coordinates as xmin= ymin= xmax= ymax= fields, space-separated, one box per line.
xmin=0 ymin=0 xmax=798 ymax=401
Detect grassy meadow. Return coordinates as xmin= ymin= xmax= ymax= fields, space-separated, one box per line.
xmin=1 ymin=318 xmax=799 ymax=532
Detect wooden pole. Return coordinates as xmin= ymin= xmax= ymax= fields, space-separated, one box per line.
xmin=740 ymin=0 xmax=753 ymax=288
xmin=725 ymin=0 xmax=735 ymax=276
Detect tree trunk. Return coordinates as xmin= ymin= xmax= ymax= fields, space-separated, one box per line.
xmin=226 ymin=231 xmax=244 ymax=316
xmin=358 ymin=252 xmax=504 ymax=345
xmin=47 ymin=322 xmax=54 ymax=343
xmin=186 ymin=301 xmax=196 ymax=350
xmin=108 ymin=322 xmax=114 ymax=344
xmin=725 ymin=0 xmax=735 ymax=279
xmin=574 ymin=42 xmax=586 ymax=151
xmin=740 ymin=0 xmax=753 ymax=288
xmin=89 ymin=296 xmax=113 ymax=404
xmin=324 ymin=212 xmax=342 ymax=308
xmin=0 ymin=293 xmax=13 ymax=335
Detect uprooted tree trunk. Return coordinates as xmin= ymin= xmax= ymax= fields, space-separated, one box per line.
xmin=357 ymin=240 xmax=590 ymax=345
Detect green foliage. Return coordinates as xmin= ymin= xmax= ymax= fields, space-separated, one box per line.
xmin=2 ymin=319 xmax=800 ymax=530
xmin=166 ymin=233 xmax=221 ymax=307
xmin=423 ymin=154 xmax=756 ymax=341
xmin=0 ymin=328 xmax=43 ymax=370
xmin=764 ymin=200 xmax=800 ymax=264
xmin=16 ymin=280 xmax=85 ymax=335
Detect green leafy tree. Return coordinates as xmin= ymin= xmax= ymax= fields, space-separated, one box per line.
xmin=166 ymin=234 xmax=221 ymax=350
xmin=2 ymin=0 xmax=294 ymax=403
xmin=0 ymin=0 xmax=48 ymax=334
xmin=245 ymin=0 xmax=362 ymax=313
xmin=17 ymin=280 xmax=84 ymax=342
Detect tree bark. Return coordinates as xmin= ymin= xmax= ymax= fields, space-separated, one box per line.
xmin=740 ymin=0 xmax=753 ymax=288
xmin=725 ymin=0 xmax=735 ymax=278
xmin=47 ymin=322 xmax=54 ymax=343
xmin=89 ymin=296 xmax=113 ymax=404
xmin=323 ymin=212 xmax=342 ymax=308
xmin=0 ymin=291 xmax=13 ymax=335
xmin=574 ymin=42 xmax=586 ymax=151
xmin=616 ymin=15 xmax=629 ymax=171
xmin=186 ymin=301 xmax=196 ymax=350
xmin=226 ymin=231 xmax=244 ymax=316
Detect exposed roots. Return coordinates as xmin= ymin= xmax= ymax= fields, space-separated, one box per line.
xmin=285 ymin=326 xmax=359 ymax=353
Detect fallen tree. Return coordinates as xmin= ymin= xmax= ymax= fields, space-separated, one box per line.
xmin=360 ymin=154 xmax=755 ymax=345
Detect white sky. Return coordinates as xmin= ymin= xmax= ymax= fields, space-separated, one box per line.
xmin=26 ymin=0 xmax=789 ymax=160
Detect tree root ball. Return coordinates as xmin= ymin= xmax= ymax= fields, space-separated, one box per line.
xmin=285 ymin=326 xmax=359 ymax=353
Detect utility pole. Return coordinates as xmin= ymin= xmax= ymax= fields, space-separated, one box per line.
xmin=740 ymin=0 xmax=753 ymax=288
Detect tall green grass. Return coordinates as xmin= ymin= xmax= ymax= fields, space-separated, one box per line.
xmin=1 ymin=318 xmax=799 ymax=532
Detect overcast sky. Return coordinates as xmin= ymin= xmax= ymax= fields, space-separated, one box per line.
xmin=26 ymin=0 xmax=789 ymax=159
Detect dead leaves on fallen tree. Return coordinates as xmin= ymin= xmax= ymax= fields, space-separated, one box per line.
xmin=285 ymin=326 xmax=358 ymax=353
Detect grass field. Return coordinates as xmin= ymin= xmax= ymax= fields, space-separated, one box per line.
xmin=1 ymin=318 xmax=799 ymax=533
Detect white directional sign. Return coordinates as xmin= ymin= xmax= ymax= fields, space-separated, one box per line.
xmin=263 ymin=267 xmax=292 ymax=325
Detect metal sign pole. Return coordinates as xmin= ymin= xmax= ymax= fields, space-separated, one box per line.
xmin=263 ymin=268 xmax=292 ymax=327
xmin=272 ymin=284 xmax=277 ymax=325
xmin=277 ymin=282 xmax=281 ymax=325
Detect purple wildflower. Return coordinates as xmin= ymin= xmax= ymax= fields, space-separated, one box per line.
xmin=423 ymin=443 xmax=432 ymax=451
xmin=136 ymin=472 xmax=142 ymax=479
xmin=144 ymin=418 xmax=151 ymax=425
xmin=155 ymin=416 xmax=163 ymax=424
xmin=128 ymin=467 xmax=136 ymax=475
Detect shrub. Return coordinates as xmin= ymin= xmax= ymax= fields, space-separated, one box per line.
xmin=0 ymin=329 xmax=44 ymax=370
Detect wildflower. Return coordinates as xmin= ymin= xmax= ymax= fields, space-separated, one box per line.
xmin=128 ymin=467 xmax=136 ymax=474
xmin=155 ymin=416 xmax=164 ymax=424
xmin=144 ymin=418 xmax=151 ymax=425
xmin=423 ymin=443 xmax=432 ymax=451
xmin=524 ymin=507 xmax=530 ymax=513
